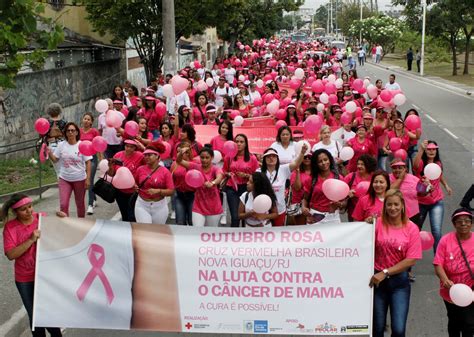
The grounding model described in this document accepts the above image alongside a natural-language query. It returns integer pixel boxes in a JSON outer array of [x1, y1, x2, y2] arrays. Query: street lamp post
[[360, 0, 363, 45], [420, 0, 426, 76]]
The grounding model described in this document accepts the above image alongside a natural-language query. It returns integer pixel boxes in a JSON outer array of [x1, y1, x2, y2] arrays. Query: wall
[[0, 58, 126, 158]]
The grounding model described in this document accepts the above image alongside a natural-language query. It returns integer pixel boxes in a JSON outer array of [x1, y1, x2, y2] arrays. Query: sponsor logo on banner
[[315, 322, 338, 334], [254, 320, 269, 333], [343, 325, 369, 333], [243, 320, 253, 332]]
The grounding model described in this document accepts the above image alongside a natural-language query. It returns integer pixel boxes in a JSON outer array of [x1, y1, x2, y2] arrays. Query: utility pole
[[162, 0, 177, 75], [329, 0, 333, 35], [420, 0, 426, 76], [327, 3, 330, 34], [360, 0, 363, 45]]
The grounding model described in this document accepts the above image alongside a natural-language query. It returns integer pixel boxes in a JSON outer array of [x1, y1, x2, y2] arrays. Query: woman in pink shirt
[[347, 124, 377, 173], [80, 112, 100, 215], [193, 93, 208, 125], [353, 170, 390, 222], [413, 140, 453, 253], [404, 109, 422, 171], [135, 117, 153, 150], [177, 146, 225, 227], [2, 194, 62, 337], [433, 208, 473, 337], [134, 143, 175, 224], [234, 93, 250, 118], [139, 96, 161, 139], [383, 117, 416, 158], [108, 139, 144, 221], [210, 121, 233, 155], [289, 152, 312, 225], [369, 189, 422, 337]]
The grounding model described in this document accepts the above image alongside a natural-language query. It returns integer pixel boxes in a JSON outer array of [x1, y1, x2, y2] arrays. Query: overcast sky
[[302, 0, 398, 12]]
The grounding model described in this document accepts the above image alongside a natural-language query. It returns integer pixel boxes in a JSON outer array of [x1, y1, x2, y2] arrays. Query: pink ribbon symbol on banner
[[76, 244, 115, 305]]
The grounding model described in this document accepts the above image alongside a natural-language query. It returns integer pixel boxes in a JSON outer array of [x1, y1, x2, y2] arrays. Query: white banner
[[33, 217, 374, 335]]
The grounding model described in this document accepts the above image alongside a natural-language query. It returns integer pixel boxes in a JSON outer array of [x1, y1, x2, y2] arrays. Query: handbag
[[93, 174, 116, 203], [286, 187, 302, 216], [129, 166, 160, 209], [416, 181, 432, 197]]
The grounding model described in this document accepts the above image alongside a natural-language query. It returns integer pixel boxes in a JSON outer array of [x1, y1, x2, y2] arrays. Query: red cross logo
[[185, 322, 192, 330]]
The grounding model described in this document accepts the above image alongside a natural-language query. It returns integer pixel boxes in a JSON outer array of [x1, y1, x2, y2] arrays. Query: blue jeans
[[175, 190, 194, 225], [407, 145, 418, 174], [418, 200, 444, 253], [225, 184, 248, 227], [373, 271, 411, 337], [377, 152, 388, 171], [88, 154, 98, 206], [15, 282, 62, 337], [151, 129, 160, 140]]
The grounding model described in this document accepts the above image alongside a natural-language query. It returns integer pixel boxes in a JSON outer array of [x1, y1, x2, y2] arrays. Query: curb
[[367, 61, 474, 97]]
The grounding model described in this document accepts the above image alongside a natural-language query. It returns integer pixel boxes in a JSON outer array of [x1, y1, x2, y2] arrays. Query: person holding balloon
[[171, 144, 195, 226], [177, 146, 225, 227], [172, 119, 202, 160], [404, 109, 422, 172], [138, 96, 161, 140], [289, 151, 313, 225], [98, 103, 125, 159], [79, 112, 101, 215], [259, 143, 307, 226], [433, 208, 473, 337], [369, 189, 422, 337], [223, 134, 260, 228], [107, 139, 144, 221], [192, 93, 209, 125], [48, 122, 92, 218], [413, 140, 453, 253], [353, 170, 391, 223], [383, 117, 417, 165], [134, 143, 174, 224], [135, 117, 153, 149], [239, 172, 279, 227], [270, 126, 297, 165], [44, 103, 67, 176], [301, 149, 346, 225], [346, 124, 377, 173], [210, 121, 234, 156]]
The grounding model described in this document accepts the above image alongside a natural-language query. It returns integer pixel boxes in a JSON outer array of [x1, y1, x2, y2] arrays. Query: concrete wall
[[0, 58, 126, 158]]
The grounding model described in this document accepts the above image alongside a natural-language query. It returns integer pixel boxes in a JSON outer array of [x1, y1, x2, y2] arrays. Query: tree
[[84, 0, 218, 84], [337, 1, 376, 38], [349, 16, 404, 57], [279, 14, 305, 32], [0, 0, 64, 88]]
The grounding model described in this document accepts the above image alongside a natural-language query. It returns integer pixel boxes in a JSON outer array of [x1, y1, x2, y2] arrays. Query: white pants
[[135, 196, 168, 224], [192, 212, 222, 227]]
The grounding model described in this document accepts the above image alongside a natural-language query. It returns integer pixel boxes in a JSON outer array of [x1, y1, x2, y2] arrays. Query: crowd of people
[[3, 38, 473, 337]]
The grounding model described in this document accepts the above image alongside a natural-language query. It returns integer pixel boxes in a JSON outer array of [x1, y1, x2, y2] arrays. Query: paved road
[[5, 62, 474, 337]]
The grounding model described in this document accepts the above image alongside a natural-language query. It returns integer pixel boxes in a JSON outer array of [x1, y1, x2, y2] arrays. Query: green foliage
[[395, 30, 450, 63], [0, 0, 64, 88], [279, 14, 305, 31], [349, 16, 404, 56], [313, 5, 328, 28], [337, 2, 377, 38]]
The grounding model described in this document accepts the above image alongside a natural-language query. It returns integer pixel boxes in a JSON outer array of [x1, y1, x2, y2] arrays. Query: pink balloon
[[394, 149, 408, 161], [223, 140, 238, 158], [281, 97, 292, 107], [354, 181, 370, 198], [253, 97, 263, 107], [325, 82, 336, 95], [420, 231, 434, 251], [161, 141, 172, 160], [230, 110, 240, 120], [322, 179, 350, 201], [341, 112, 353, 125], [270, 71, 278, 80], [78, 140, 96, 156], [92, 136, 108, 152], [367, 85, 378, 99], [39, 142, 48, 163], [112, 167, 136, 189], [267, 100, 280, 114], [405, 115, 421, 131], [105, 110, 122, 128], [311, 80, 324, 94], [98, 159, 109, 174], [196, 80, 208, 91], [94, 99, 109, 113], [380, 90, 392, 102], [352, 79, 364, 90], [304, 115, 322, 134], [275, 120, 287, 129], [389, 137, 403, 151], [264, 94, 274, 104], [34, 118, 50, 135], [185, 169, 205, 188], [171, 75, 189, 95], [124, 121, 139, 137], [275, 109, 287, 120], [328, 94, 338, 105], [354, 107, 363, 118], [287, 65, 295, 73], [358, 86, 367, 94], [156, 102, 167, 116], [289, 79, 301, 90], [306, 76, 315, 86]]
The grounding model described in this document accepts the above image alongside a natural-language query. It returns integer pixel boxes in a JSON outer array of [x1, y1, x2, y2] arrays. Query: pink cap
[[262, 149, 279, 157], [113, 100, 123, 104], [426, 143, 439, 149], [124, 139, 138, 146], [363, 113, 374, 119], [11, 197, 33, 210], [452, 211, 472, 220], [390, 160, 406, 167], [143, 149, 160, 155], [144, 95, 155, 101]]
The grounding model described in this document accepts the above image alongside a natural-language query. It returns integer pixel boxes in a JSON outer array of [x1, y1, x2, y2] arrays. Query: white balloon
[[212, 150, 222, 164], [294, 68, 305, 80], [319, 93, 329, 104], [234, 115, 244, 127], [256, 79, 264, 88], [449, 284, 473, 307], [163, 84, 174, 98], [424, 163, 442, 180], [316, 103, 325, 112], [294, 140, 311, 156], [253, 194, 272, 213], [363, 79, 371, 87], [94, 99, 109, 113], [345, 101, 357, 113], [189, 61, 195, 69], [267, 99, 280, 114], [239, 75, 245, 81], [327, 74, 336, 83], [335, 78, 344, 89], [98, 159, 109, 175], [205, 78, 214, 87], [339, 147, 355, 161], [393, 93, 407, 106]]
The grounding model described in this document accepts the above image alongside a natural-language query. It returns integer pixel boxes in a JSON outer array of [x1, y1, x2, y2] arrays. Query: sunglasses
[[304, 155, 312, 159], [66, 129, 77, 133]]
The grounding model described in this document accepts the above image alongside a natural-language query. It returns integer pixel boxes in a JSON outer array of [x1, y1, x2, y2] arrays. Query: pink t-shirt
[[374, 218, 422, 271], [113, 151, 144, 193], [347, 137, 377, 172], [389, 173, 420, 217], [210, 135, 227, 153], [387, 130, 410, 151], [413, 161, 444, 205], [433, 232, 474, 302], [352, 195, 384, 221], [80, 128, 100, 142], [193, 106, 207, 125], [303, 172, 338, 212], [189, 162, 223, 215], [223, 154, 260, 186], [3, 213, 39, 282], [135, 165, 174, 200], [290, 170, 311, 204], [139, 107, 161, 131], [344, 172, 372, 216], [171, 163, 194, 192]]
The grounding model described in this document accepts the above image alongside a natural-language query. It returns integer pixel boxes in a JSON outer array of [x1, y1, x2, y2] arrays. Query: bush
[[395, 30, 450, 63]]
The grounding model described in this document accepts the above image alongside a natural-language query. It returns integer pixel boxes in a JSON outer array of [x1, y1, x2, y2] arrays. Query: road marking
[[0, 308, 27, 336], [111, 212, 121, 221], [425, 114, 437, 123], [412, 104, 421, 110], [443, 128, 459, 139]]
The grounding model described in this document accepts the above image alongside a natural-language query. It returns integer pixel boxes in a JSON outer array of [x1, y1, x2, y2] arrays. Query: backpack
[[48, 120, 65, 139]]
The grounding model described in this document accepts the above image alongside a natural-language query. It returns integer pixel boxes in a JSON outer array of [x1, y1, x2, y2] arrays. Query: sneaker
[[170, 211, 176, 220], [87, 205, 94, 215], [220, 215, 226, 225], [93, 200, 98, 208]]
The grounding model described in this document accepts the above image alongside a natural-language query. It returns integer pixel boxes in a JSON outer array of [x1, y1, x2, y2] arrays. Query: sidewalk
[[0, 187, 121, 337], [367, 60, 474, 96]]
